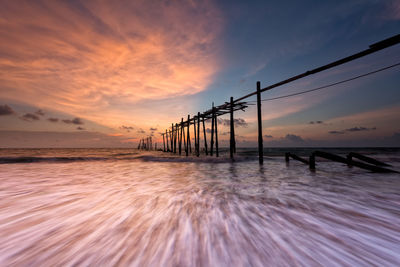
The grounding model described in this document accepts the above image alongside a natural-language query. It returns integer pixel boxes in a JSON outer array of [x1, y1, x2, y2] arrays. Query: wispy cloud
[[218, 118, 248, 127], [309, 120, 323, 124], [20, 113, 40, 121], [35, 109, 45, 116], [62, 117, 84, 125], [120, 125, 134, 132], [329, 126, 376, 135], [47, 117, 59, 123]]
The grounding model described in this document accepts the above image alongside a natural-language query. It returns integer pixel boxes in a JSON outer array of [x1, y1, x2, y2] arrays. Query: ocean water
[[0, 148, 399, 266]]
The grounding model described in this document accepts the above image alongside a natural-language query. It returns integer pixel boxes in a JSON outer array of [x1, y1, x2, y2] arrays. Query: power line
[[247, 62, 400, 103]]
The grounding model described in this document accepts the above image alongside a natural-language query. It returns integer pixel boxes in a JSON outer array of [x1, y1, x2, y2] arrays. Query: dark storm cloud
[[48, 117, 59, 122], [0, 104, 15, 115], [20, 113, 40, 121], [62, 117, 84, 125], [218, 118, 248, 127], [35, 109, 45, 116]]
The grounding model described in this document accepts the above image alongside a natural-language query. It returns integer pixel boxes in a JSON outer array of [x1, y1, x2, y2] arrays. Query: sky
[[0, 0, 399, 148]]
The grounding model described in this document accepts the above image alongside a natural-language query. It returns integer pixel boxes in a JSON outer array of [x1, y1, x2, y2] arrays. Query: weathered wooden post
[[165, 130, 169, 152], [197, 112, 200, 157], [202, 115, 208, 155], [174, 123, 178, 153], [179, 119, 183, 155], [257, 81, 263, 164], [171, 126, 173, 153], [285, 152, 290, 162], [187, 115, 191, 155], [210, 103, 214, 156], [215, 111, 219, 157], [193, 116, 197, 155], [170, 124, 174, 153], [183, 120, 187, 154], [309, 153, 316, 170], [230, 96, 236, 159], [162, 134, 165, 152]]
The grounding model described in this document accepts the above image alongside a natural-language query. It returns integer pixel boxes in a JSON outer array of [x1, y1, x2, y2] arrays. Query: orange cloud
[[0, 0, 223, 130]]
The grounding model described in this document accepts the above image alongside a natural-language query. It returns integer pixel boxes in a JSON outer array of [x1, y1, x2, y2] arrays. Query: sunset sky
[[0, 0, 399, 147]]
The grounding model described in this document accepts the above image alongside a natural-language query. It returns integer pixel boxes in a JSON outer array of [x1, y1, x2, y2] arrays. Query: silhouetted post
[[179, 119, 183, 155], [309, 153, 316, 170], [166, 130, 169, 152], [170, 124, 174, 153], [193, 116, 197, 155], [183, 120, 187, 154], [197, 112, 200, 157], [174, 123, 178, 153], [285, 152, 290, 162], [202, 115, 208, 155], [257, 81, 263, 164], [187, 115, 191, 155], [162, 134, 165, 152], [210, 103, 214, 156], [215, 111, 219, 157], [230, 96, 235, 159], [169, 130, 173, 152]]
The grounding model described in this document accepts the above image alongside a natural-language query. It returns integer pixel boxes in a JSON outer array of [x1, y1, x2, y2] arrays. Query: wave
[[0, 154, 260, 164], [0, 156, 109, 164]]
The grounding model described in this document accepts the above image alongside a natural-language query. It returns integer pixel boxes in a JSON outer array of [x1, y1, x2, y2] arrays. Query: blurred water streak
[[0, 148, 399, 266]]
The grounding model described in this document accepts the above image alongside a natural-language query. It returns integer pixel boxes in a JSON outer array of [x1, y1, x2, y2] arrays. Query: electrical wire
[[247, 62, 400, 103]]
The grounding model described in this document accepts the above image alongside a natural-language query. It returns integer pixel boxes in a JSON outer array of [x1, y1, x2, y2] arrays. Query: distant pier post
[[179, 119, 183, 155], [309, 153, 316, 170], [210, 103, 214, 156], [230, 96, 236, 159], [257, 81, 263, 164], [166, 130, 169, 152], [169, 130, 173, 153], [170, 124, 174, 153], [193, 116, 197, 155], [187, 115, 191, 156], [197, 112, 200, 157], [202, 115, 208, 155], [174, 123, 178, 153], [215, 110, 219, 157], [183, 119, 187, 154], [162, 134, 165, 152]]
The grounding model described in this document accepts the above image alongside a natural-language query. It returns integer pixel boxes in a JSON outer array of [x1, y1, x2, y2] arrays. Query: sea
[[0, 147, 399, 266]]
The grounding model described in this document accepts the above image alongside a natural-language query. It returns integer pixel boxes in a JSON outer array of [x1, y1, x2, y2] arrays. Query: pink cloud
[[0, 0, 223, 129]]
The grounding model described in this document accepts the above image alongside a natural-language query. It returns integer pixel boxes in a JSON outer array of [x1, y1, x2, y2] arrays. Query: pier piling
[[257, 81, 263, 164]]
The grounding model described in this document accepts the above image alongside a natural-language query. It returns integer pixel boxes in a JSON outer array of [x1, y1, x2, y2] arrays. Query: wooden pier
[[138, 35, 400, 173]]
